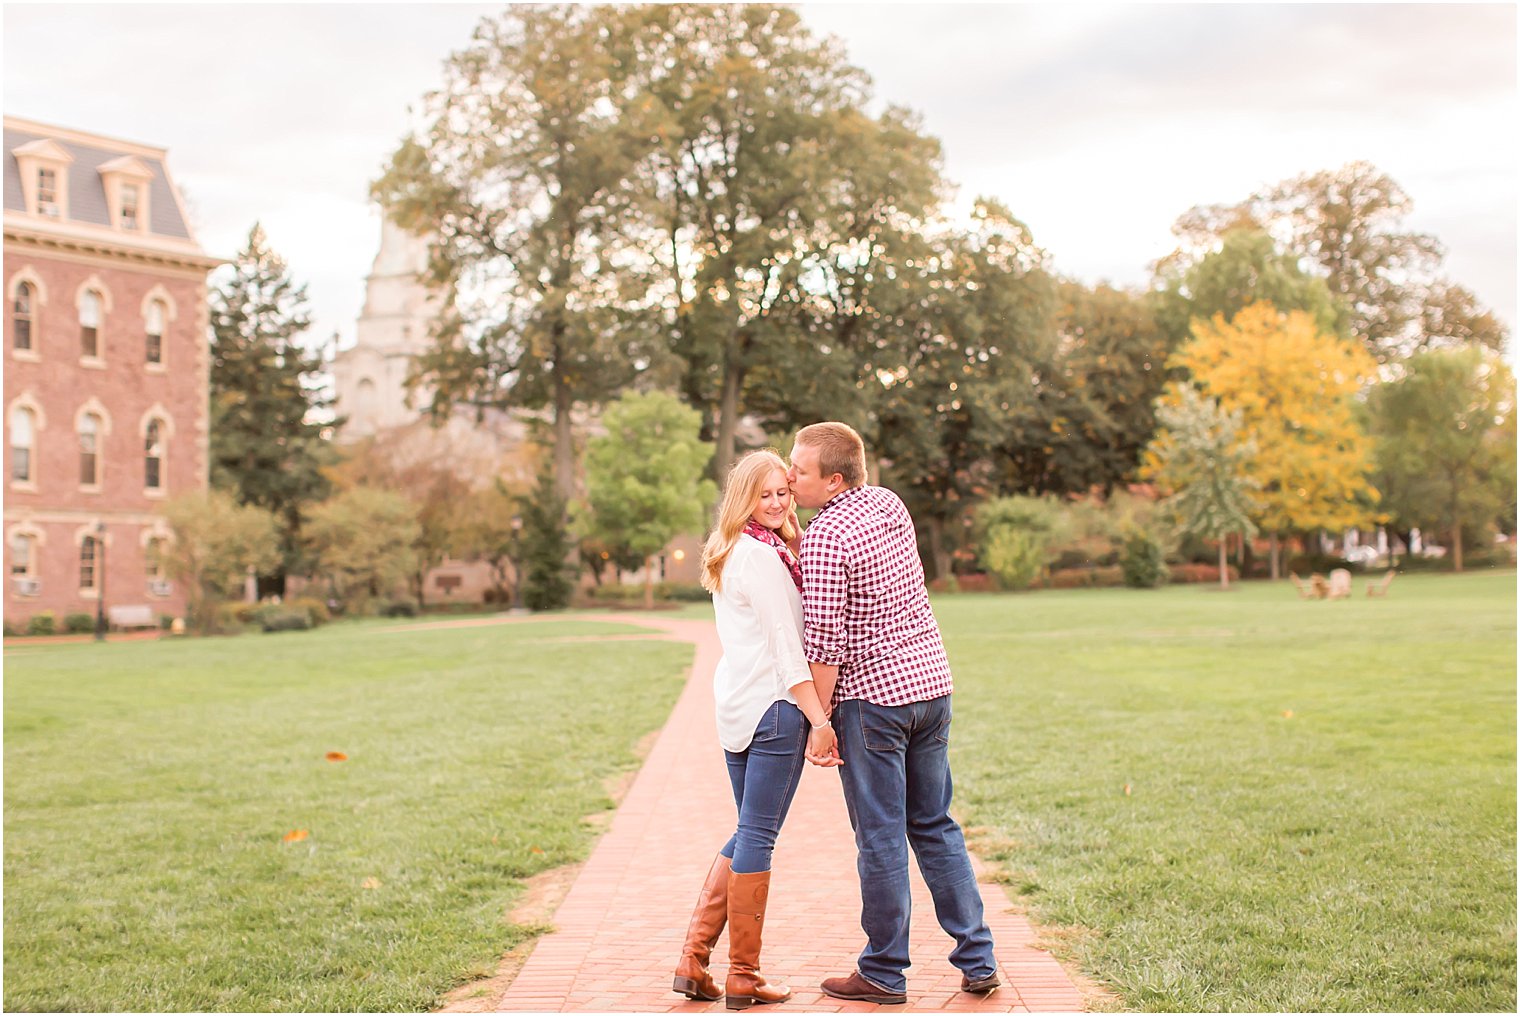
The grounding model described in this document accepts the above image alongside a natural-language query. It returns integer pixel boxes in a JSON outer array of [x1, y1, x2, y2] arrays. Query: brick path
[[497, 614, 1087, 1013]]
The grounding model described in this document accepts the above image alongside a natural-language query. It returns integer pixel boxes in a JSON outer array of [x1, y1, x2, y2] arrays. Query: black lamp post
[[93, 521, 107, 642]]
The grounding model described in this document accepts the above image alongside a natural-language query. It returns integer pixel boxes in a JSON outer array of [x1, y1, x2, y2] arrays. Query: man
[[788, 421, 1000, 1005]]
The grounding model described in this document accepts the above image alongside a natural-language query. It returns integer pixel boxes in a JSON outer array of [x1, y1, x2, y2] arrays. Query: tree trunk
[[1269, 532, 1281, 580], [1451, 524, 1465, 572], [1219, 539, 1229, 590], [926, 515, 950, 584], [643, 559, 655, 610], [553, 373, 575, 505], [714, 363, 742, 479]]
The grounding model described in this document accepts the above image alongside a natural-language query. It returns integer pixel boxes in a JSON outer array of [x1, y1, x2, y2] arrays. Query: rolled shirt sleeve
[[801, 527, 850, 665]]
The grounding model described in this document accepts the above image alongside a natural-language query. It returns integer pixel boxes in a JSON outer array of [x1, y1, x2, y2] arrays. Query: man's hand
[[806, 724, 843, 767]]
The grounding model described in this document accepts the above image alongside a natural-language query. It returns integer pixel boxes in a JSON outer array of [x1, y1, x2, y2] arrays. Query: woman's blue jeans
[[833, 694, 996, 994], [720, 700, 808, 874]]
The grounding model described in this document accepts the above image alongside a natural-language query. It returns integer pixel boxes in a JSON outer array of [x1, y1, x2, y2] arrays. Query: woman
[[672, 450, 832, 1010]]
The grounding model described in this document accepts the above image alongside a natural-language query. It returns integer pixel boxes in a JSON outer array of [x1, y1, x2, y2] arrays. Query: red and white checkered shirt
[[800, 485, 955, 707]]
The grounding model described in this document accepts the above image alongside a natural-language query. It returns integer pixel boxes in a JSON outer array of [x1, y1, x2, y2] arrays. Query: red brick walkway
[[498, 614, 1087, 1013]]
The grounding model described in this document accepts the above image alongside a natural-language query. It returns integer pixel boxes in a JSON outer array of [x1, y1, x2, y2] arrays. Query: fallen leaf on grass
[[282, 829, 309, 843], [1281, 710, 1295, 719], [530, 846, 545, 855], [325, 751, 348, 762], [1123, 784, 1132, 796], [361, 877, 382, 890]]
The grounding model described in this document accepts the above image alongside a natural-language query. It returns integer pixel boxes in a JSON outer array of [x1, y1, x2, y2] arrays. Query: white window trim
[[139, 405, 173, 497], [75, 398, 111, 493], [8, 392, 45, 493], [8, 524, 44, 583], [14, 138, 74, 220], [98, 155, 154, 235], [140, 286, 177, 373], [73, 522, 111, 598], [9, 268, 46, 362]]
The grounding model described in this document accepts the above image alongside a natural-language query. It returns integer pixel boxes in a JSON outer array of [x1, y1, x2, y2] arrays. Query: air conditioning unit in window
[[148, 580, 173, 596], [13, 577, 41, 595]]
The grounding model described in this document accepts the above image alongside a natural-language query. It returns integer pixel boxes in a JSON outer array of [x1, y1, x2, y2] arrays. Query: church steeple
[[331, 213, 444, 439]]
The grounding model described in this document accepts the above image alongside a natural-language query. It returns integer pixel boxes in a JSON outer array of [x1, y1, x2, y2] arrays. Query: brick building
[[4, 115, 220, 628]]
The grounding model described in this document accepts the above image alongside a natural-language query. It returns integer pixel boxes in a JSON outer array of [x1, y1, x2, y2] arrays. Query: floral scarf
[[743, 519, 803, 593]]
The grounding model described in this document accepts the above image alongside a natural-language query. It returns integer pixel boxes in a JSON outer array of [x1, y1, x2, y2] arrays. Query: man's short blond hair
[[795, 422, 867, 488]]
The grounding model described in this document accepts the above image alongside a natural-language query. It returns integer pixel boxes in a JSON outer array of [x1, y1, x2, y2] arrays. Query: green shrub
[[982, 528, 1046, 591], [380, 601, 418, 618], [63, 612, 96, 634], [159, 614, 175, 631], [259, 610, 312, 633], [1121, 530, 1170, 589], [285, 597, 330, 625], [4, 619, 23, 637], [27, 612, 56, 636], [656, 582, 708, 602]]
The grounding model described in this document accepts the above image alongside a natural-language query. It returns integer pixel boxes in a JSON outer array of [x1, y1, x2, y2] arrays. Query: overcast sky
[[5, 2, 1515, 354]]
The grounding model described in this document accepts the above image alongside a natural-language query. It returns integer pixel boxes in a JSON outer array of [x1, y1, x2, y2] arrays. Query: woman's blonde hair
[[700, 449, 795, 594]]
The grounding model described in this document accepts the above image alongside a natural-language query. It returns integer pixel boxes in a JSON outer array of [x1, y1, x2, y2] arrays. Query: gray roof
[[3, 127, 191, 239]]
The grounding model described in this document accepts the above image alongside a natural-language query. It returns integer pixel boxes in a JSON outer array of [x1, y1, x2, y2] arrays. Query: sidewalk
[[496, 614, 1088, 1013]]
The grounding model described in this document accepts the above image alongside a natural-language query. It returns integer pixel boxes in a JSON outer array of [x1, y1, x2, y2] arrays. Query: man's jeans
[[834, 694, 996, 993], [721, 700, 809, 873]]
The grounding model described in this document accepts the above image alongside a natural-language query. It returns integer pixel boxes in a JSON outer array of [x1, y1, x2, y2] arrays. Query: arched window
[[13, 282, 32, 352], [145, 536, 166, 582], [11, 533, 34, 577], [80, 535, 98, 590], [80, 289, 102, 358], [79, 412, 101, 486], [145, 300, 164, 365], [11, 405, 35, 483], [144, 419, 163, 490]]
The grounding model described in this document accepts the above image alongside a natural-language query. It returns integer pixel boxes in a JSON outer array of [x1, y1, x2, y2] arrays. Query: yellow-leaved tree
[[1155, 300, 1381, 578]]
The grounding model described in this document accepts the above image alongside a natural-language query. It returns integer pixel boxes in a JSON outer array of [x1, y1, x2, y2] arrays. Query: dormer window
[[13, 138, 74, 220], [98, 155, 153, 234]]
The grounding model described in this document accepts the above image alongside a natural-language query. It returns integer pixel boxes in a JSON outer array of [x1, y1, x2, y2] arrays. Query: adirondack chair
[[1326, 569, 1352, 599], [1366, 570, 1396, 597], [1288, 572, 1317, 599]]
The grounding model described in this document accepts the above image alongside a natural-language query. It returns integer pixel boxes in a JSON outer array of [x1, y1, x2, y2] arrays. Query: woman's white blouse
[[711, 533, 811, 753]]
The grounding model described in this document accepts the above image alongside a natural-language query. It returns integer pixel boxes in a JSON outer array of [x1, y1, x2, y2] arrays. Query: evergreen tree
[[209, 224, 337, 592], [519, 468, 575, 611]]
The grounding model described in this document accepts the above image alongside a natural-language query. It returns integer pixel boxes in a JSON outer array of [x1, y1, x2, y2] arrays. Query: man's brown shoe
[[960, 970, 1001, 994], [819, 971, 906, 1005]]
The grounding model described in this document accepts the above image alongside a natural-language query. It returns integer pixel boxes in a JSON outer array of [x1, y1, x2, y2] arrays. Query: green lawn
[[3, 617, 689, 1012], [942, 572, 1516, 1012], [6, 577, 1514, 1012]]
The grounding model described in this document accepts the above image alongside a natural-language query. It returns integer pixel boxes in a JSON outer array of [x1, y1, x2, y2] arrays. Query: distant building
[[3, 115, 220, 627], [329, 215, 702, 602]]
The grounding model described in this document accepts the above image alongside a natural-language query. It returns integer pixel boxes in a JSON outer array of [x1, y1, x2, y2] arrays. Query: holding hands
[[806, 722, 843, 767]]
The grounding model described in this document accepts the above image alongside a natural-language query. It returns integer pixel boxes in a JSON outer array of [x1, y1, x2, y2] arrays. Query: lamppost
[[510, 514, 525, 612], [93, 521, 107, 642]]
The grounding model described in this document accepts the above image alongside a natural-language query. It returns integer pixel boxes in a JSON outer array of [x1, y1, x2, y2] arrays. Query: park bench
[[107, 604, 158, 631], [1366, 570, 1396, 598]]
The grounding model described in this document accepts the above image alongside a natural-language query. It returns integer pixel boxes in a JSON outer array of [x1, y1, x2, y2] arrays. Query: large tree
[[1368, 346, 1516, 571], [1015, 280, 1171, 497], [373, 4, 661, 501], [875, 201, 1059, 580], [1161, 301, 1381, 577], [161, 489, 281, 633], [1169, 162, 1508, 361], [209, 224, 335, 593], [630, 3, 947, 474]]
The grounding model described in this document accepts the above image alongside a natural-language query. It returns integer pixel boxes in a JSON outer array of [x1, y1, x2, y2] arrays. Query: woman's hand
[[806, 724, 842, 767]]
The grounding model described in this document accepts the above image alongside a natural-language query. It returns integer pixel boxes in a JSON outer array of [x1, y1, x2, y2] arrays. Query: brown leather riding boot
[[672, 854, 732, 1001], [724, 869, 792, 1010]]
